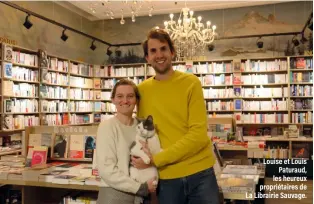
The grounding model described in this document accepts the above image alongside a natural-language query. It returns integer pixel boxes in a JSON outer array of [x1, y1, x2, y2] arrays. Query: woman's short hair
[[111, 78, 140, 101]]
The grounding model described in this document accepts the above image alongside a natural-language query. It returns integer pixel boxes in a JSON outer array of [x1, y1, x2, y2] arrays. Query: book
[[4, 99, 12, 113], [84, 136, 96, 158], [4, 62, 12, 78], [69, 135, 84, 159], [53, 134, 69, 158], [31, 146, 48, 167], [3, 44, 13, 61]]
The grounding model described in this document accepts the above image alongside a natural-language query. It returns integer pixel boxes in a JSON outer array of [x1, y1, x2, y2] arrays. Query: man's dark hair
[[142, 28, 176, 57]]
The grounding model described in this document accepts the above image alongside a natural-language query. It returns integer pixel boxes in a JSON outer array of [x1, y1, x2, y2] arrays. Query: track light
[[256, 37, 263, 48], [308, 19, 313, 31], [61, 29, 68, 41], [292, 35, 299, 47], [107, 46, 113, 56], [208, 44, 215, 51], [90, 40, 96, 51], [23, 14, 33, 29], [115, 47, 122, 57]]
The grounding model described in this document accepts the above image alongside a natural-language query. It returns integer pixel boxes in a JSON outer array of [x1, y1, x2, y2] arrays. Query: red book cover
[[31, 146, 48, 167]]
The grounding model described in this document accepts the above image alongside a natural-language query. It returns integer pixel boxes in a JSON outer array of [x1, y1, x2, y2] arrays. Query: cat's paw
[[152, 180, 158, 186], [143, 158, 150, 164]]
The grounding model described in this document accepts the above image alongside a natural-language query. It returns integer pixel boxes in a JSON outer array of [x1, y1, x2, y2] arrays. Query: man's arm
[[152, 79, 210, 168]]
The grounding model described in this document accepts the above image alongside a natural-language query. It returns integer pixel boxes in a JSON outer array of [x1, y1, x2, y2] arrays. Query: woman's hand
[[147, 177, 158, 193]]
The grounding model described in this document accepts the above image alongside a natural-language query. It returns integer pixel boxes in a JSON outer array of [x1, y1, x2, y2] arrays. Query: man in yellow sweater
[[133, 28, 220, 204]]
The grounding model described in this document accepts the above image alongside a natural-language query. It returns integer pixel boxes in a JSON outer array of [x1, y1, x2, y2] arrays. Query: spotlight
[[256, 37, 263, 49], [208, 44, 215, 51], [115, 47, 122, 57], [292, 36, 299, 47], [61, 29, 68, 42], [90, 40, 96, 51], [300, 33, 308, 44], [23, 14, 33, 29], [107, 46, 113, 56], [308, 19, 313, 31]]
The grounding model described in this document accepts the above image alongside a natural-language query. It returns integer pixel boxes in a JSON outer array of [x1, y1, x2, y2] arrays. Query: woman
[[96, 79, 156, 204]]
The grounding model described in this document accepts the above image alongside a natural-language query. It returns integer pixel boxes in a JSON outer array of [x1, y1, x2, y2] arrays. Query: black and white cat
[[130, 115, 161, 203]]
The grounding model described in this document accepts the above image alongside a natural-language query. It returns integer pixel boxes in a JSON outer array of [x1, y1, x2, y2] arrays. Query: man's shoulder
[[176, 71, 200, 83], [138, 77, 153, 89]]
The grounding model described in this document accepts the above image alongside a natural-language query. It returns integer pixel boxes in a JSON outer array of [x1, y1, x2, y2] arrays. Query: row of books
[[203, 88, 234, 98], [41, 100, 68, 112], [236, 113, 289, 124], [175, 62, 233, 74], [291, 99, 313, 110], [3, 81, 38, 97], [40, 85, 67, 99], [290, 57, 313, 69], [94, 91, 111, 100], [4, 99, 39, 113], [41, 70, 68, 85], [242, 100, 287, 111], [70, 89, 94, 100], [70, 76, 93, 88], [94, 113, 114, 123], [69, 101, 93, 112], [69, 114, 94, 124], [2, 114, 40, 130], [4, 63, 39, 81], [241, 74, 287, 84], [47, 57, 69, 71], [290, 85, 313, 97], [70, 63, 93, 77], [199, 75, 233, 86], [207, 101, 234, 111], [290, 72, 313, 83], [109, 66, 146, 77], [11, 50, 38, 67], [241, 87, 288, 97], [241, 59, 288, 72], [247, 148, 289, 159], [42, 114, 69, 126], [291, 112, 313, 124]]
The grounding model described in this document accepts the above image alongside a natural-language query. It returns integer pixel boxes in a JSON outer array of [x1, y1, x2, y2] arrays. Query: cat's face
[[137, 115, 155, 139]]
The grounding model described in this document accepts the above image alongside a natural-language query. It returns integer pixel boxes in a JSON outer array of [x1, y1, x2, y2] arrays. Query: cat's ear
[[147, 115, 153, 122], [135, 117, 145, 124]]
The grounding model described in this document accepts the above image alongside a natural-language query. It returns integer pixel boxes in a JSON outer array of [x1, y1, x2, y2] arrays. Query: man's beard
[[153, 63, 171, 75]]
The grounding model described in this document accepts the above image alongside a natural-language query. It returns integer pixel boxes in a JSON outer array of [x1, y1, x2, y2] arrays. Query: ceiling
[[57, 1, 288, 21]]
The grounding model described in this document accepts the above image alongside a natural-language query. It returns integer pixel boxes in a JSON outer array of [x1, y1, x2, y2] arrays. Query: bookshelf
[[0, 42, 312, 157]]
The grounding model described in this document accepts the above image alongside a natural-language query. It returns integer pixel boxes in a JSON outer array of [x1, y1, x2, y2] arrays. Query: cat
[[130, 115, 161, 204]]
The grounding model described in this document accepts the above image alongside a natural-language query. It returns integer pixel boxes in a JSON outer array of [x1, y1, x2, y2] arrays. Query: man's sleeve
[[152, 79, 210, 168], [96, 121, 142, 194]]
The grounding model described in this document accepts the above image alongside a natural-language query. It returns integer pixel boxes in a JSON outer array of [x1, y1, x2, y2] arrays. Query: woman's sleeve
[[96, 121, 146, 195]]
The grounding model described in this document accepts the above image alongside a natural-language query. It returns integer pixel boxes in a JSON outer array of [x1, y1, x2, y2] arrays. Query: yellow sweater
[[137, 70, 215, 179]]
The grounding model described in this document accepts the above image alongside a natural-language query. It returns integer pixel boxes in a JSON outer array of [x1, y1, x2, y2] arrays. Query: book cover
[[296, 58, 306, 69], [234, 99, 242, 110], [4, 99, 12, 113], [84, 136, 96, 158], [31, 146, 48, 167], [2, 114, 13, 130], [4, 44, 13, 61], [4, 62, 12, 78], [53, 134, 69, 158], [69, 135, 84, 159]]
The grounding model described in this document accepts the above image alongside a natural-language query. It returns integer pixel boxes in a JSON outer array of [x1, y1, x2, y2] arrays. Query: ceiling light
[[292, 35, 299, 47], [61, 29, 68, 42], [23, 14, 33, 29], [107, 46, 112, 56], [208, 44, 215, 51], [90, 40, 96, 51], [164, 7, 217, 60], [256, 37, 263, 49], [115, 47, 122, 57]]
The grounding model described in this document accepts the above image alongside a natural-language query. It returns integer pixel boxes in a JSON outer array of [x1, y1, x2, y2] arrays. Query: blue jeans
[[157, 167, 220, 204]]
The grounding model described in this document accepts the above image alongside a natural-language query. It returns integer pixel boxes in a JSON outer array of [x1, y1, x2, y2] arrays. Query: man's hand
[[139, 140, 154, 165], [131, 156, 152, 169]]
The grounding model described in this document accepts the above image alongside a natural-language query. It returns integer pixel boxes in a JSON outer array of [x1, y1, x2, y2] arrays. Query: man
[[132, 28, 220, 204]]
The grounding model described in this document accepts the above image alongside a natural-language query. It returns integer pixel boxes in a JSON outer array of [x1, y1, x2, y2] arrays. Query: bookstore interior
[[0, 1, 313, 204]]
